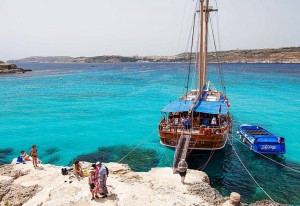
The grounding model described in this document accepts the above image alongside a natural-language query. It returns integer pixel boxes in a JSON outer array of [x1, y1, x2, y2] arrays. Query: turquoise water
[[0, 63, 299, 204]]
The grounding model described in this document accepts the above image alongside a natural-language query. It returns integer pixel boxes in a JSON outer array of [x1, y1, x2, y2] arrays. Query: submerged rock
[[72, 145, 159, 171]]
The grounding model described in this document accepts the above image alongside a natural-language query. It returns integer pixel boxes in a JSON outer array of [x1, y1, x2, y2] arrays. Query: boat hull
[[159, 131, 228, 150]]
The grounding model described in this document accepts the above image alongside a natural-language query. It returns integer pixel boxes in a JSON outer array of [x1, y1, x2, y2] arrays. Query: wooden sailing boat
[[158, 0, 232, 151]]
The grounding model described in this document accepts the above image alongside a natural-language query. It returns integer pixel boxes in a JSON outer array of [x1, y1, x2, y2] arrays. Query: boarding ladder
[[173, 132, 191, 174]]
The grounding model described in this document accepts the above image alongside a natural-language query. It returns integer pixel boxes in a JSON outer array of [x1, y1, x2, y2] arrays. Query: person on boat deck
[[20, 150, 30, 161], [184, 116, 191, 130], [168, 112, 174, 123], [178, 159, 188, 184], [73, 160, 84, 180], [204, 126, 211, 135], [29, 145, 38, 168], [211, 117, 217, 126], [174, 117, 179, 125], [181, 117, 186, 127], [222, 120, 227, 127]]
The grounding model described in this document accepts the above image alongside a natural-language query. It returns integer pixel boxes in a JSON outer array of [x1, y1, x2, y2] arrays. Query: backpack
[[106, 166, 109, 177], [17, 156, 23, 163], [61, 168, 68, 175]]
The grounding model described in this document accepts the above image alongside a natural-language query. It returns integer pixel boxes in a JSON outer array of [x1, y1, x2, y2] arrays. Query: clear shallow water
[[0, 62, 299, 204]]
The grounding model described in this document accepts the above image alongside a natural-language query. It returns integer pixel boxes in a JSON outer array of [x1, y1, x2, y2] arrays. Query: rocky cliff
[[0, 162, 283, 206], [0, 61, 31, 74]]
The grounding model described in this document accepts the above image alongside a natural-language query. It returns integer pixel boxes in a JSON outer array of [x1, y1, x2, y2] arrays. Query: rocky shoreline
[[0, 162, 283, 206], [0, 61, 31, 74]]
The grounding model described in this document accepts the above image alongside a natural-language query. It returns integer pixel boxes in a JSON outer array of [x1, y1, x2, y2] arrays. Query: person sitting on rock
[[72, 160, 84, 180], [20, 150, 30, 161]]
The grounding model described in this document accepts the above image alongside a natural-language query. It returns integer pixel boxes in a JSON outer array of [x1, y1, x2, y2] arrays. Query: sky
[[0, 0, 299, 60]]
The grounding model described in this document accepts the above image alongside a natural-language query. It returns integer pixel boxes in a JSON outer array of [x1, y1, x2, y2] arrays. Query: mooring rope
[[163, 145, 173, 167], [231, 134, 300, 174], [118, 129, 157, 163], [227, 136, 275, 202]]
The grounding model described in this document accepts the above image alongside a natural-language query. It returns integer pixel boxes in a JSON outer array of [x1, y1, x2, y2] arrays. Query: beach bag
[[61, 168, 68, 175], [83, 169, 89, 177]]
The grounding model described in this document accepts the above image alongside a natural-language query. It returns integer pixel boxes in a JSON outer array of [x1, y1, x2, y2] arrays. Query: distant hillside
[[8, 47, 300, 64]]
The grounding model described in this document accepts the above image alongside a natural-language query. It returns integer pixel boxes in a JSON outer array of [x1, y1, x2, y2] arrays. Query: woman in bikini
[[29, 145, 38, 168], [73, 160, 84, 180]]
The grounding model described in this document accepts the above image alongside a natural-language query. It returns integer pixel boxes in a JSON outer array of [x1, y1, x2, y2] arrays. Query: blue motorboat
[[237, 124, 286, 154]]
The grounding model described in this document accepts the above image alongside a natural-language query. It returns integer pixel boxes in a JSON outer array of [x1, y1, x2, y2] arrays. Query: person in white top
[[177, 159, 188, 184], [211, 117, 217, 125], [97, 162, 108, 198]]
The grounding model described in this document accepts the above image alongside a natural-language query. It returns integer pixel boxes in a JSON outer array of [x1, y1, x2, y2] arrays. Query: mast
[[200, 0, 217, 91], [198, 0, 204, 98], [203, 0, 210, 86]]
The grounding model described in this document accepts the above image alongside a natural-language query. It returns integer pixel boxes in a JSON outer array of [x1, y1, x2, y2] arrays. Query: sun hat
[[96, 161, 101, 165]]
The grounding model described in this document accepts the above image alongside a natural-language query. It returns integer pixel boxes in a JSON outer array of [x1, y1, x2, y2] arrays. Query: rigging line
[[209, 18, 225, 94], [227, 136, 275, 202], [181, 14, 197, 97], [215, 0, 222, 53], [118, 129, 157, 163], [201, 138, 220, 169], [231, 134, 300, 174], [163, 145, 173, 167], [180, 1, 199, 97], [199, 135, 221, 170], [185, 12, 197, 100], [176, 0, 189, 54], [214, 4, 226, 95]]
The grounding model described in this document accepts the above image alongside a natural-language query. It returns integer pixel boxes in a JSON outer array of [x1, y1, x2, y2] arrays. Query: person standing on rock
[[88, 167, 99, 200], [29, 145, 38, 168], [97, 162, 108, 198], [178, 159, 188, 184]]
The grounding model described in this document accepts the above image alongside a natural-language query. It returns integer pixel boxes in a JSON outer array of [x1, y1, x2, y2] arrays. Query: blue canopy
[[161, 100, 193, 112], [194, 100, 228, 114], [161, 99, 228, 114]]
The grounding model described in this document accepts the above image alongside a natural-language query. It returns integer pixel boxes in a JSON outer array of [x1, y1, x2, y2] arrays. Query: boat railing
[[159, 122, 228, 135]]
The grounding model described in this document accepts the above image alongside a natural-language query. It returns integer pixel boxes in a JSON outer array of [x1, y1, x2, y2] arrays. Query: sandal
[[91, 197, 95, 200]]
